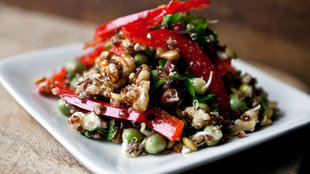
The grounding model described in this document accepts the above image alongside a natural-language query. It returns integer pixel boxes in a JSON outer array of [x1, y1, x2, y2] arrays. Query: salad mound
[[35, 0, 279, 157]]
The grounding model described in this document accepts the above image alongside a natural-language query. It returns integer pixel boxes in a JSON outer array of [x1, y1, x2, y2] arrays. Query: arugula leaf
[[107, 119, 118, 141]]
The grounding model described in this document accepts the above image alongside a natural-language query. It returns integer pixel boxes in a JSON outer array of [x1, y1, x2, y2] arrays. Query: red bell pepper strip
[[122, 0, 210, 39], [94, 0, 210, 42], [214, 58, 236, 77], [145, 109, 184, 141], [109, 44, 126, 55], [77, 42, 106, 67], [54, 82, 184, 140], [124, 29, 231, 120], [95, 7, 164, 40], [78, 41, 125, 68], [35, 67, 67, 95], [55, 83, 147, 122]]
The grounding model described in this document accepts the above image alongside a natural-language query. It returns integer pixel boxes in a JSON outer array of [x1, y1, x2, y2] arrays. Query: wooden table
[[0, 3, 309, 174]]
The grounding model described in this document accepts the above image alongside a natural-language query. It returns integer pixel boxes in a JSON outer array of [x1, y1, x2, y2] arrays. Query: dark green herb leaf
[[80, 128, 106, 139], [197, 93, 216, 103], [150, 25, 161, 30], [169, 74, 182, 80], [163, 12, 183, 27], [260, 95, 268, 109], [150, 78, 166, 94], [104, 44, 112, 50], [158, 59, 167, 71], [183, 77, 195, 97], [107, 119, 117, 141], [182, 119, 193, 130]]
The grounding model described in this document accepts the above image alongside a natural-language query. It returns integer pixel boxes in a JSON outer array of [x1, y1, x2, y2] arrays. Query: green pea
[[70, 76, 82, 89], [150, 69, 160, 83], [203, 125, 223, 146], [239, 84, 253, 97], [192, 77, 207, 95], [57, 99, 71, 116], [225, 47, 238, 59], [229, 94, 247, 112], [186, 22, 195, 32], [145, 134, 166, 154], [134, 53, 148, 66], [122, 128, 144, 143], [263, 108, 274, 119], [66, 60, 86, 74]]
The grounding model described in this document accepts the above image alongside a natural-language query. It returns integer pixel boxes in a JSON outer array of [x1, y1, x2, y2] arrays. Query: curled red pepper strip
[[54, 83, 184, 140], [35, 67, 67, 95], [77, 42, 107, 67], [123, 29, 231, 120], [94, 0, 210, 43], [95, 7, 164, 40], [122, 0, 211, 39], [214, 58, 236, 77], [55, 82, 147, 122], [77, 42, 125, 68]]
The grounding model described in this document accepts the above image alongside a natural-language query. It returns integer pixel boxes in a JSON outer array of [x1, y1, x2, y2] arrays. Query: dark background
[[1, 0, 309, 88]]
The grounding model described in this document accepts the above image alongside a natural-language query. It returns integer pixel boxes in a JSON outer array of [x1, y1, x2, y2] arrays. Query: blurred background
[[1, 0, 309, 89]]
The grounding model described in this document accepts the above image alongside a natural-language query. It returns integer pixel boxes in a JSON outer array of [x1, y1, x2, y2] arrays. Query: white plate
[[0, 43, 310, 174]]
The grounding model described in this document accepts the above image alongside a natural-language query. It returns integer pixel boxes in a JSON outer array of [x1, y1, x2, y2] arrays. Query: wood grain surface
[[0, 2, 309, 174]]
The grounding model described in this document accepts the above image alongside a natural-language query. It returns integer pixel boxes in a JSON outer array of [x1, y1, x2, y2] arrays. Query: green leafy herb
[[107, 119, 118, 141], [260, 95, 268, 109], [150, 25, 161, 30], [98, 114, 105, 121], [169, 74, 182, 80], [162, 12, 183, 27], [182, 119, 193, 130], [68, 72, 76, 81], [197, 93, 216, 103], [80, 128, 106, 139], [150, 78, 166, 94], [104, 44, 112, 50], [183, 77, 195, 97], [100, 106, 106, 111], [158, 59, 167, 71], [145, 47, 155, 58]]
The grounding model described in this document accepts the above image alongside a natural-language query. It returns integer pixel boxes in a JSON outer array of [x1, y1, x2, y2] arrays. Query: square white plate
[[1, 43, 310, 174]]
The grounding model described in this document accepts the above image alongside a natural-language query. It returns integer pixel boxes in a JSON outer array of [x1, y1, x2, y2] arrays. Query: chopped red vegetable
[[94, 0, 210, 43], [77, 42, 106, 67], [145, 109, 184, 141], [55, 82, 147, 122], [55, 82, 184, 140], [123, 29, 231, 120], [35, 67, 67, 95]]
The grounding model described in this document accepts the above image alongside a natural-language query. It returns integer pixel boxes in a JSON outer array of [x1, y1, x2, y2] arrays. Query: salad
[[34, 0, 279, 157]]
